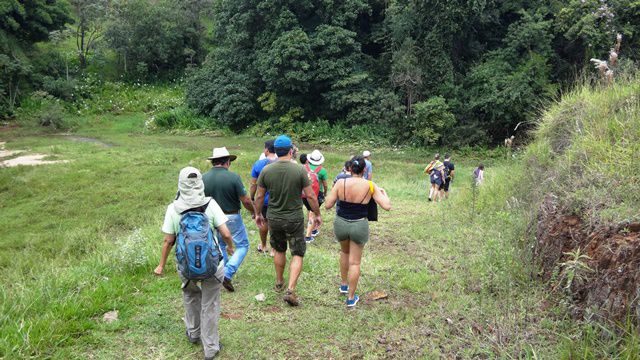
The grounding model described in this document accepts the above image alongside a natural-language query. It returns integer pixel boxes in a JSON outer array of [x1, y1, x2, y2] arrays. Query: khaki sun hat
[[207, 147, 237, 161], [173, 166, 211, 214]]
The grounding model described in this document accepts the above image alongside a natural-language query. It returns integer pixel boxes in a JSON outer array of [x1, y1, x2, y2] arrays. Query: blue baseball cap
[[274, 135, 292, 149]]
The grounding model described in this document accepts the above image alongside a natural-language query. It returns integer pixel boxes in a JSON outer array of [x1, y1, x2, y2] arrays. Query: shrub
[[409, 96, 456, 146], [15, 91, 72, 130], [153, 106, 218, 130]]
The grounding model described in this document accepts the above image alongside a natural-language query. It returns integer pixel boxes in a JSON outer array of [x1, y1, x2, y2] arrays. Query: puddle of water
[[0, 154, 70, 167]]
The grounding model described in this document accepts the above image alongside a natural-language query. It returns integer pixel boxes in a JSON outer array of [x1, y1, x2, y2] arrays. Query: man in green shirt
[[254, 135, 322, 306], [203, 147, 257, 292]]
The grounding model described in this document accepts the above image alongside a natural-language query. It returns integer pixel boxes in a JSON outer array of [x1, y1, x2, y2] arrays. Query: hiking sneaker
[[339, 285, 349, 294], [222, 277, 235, 292], [346, 295, 360, 308], [311, 229, 320, 237], [283, 289, 299, 306], [304, 236, 315, 243], [186, 330, 200, 344], [274, 282, 285, 292]]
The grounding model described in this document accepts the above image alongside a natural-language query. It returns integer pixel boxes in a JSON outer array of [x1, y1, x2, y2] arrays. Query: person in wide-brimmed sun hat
[[203, 147, 258, 293], [302, 149, 329, 243], [155, 166, 235, 360]]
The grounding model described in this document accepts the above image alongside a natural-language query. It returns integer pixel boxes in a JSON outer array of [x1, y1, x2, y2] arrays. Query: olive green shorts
[[269, 218, 306, 257], [333, 216, 369, 245]]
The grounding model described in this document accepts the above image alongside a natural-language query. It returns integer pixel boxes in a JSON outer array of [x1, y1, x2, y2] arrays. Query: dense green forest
[[2, 0, 639, 145]]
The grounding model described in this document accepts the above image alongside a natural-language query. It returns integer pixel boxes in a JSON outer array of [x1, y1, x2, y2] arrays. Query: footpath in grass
[[1, 115, 582, 359]]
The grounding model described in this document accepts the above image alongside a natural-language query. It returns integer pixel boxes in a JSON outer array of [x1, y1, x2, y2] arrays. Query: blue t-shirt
[[363, 159, 373, 180], [251, 158, 274, 205]]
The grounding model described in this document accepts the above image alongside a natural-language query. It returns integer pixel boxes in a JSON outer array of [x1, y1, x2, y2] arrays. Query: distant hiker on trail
[[473, 163, 485, 186], [203, 147, 257, 292], [424, 154, 445, 202], [250, 140, 277, 256], [154, 167, 235, 360], [333, 159, 353, 185], [362, 150, 373, 180], [303, 149, 328, 243], [253, 135, 322, 306], [442, 153, 455, 199], [325, 156, 391, 308]]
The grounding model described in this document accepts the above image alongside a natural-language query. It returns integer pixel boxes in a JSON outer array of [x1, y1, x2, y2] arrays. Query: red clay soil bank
[[535, 195, 640, 321]]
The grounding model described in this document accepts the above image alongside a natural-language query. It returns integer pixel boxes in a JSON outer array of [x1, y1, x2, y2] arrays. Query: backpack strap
[[313, 165, 322, 174], [359, 180, 374, 204]]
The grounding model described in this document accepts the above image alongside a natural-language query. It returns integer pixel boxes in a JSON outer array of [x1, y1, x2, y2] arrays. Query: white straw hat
[[363, 150, 371, 157], [308, 149, 325, 165], [207, 146, 237, 161]]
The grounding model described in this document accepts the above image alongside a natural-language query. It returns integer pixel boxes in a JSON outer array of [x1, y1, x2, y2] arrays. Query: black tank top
[[336, 179, 370, 220]]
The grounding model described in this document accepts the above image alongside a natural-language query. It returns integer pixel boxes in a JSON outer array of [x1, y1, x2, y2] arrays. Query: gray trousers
[[179, 264, 224, 357]]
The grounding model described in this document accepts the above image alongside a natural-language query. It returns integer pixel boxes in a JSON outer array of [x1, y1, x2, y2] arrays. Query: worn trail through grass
[[0, 116, 574, 359]]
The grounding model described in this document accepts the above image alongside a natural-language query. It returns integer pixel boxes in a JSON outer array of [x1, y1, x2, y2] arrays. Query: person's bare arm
[[254, 186, 266, 227], [372, 183, 391, 211], [249, 178, 258, 200], [154, 234, 176, 275], [302, 185, 322, 227], [324, 179, 341, 210], [321, 179, 328, 194], [240, 194, 256, 216], [450, 169, 455, 181], [216, 223, 235, 256]]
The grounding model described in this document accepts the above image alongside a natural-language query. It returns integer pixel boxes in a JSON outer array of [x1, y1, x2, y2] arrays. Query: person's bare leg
[[288, 255, 303, 291], [339, 240, 350, 286], [305, 211, 315, 237], [274, 250, 286, 285], [348, 241, 364, 300], [259, 222, 268, 250]]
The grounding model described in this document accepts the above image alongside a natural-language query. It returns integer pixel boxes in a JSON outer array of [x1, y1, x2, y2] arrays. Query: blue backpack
[[175, 202, 222, 281]]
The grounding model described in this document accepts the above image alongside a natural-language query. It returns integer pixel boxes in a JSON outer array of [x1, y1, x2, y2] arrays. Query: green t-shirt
[[309, 164, 328, 192], [202, 167, 247, 213], [257, 160, 311, 221]]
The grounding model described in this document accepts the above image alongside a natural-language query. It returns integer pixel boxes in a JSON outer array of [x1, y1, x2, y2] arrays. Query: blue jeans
[[217, 214, 249, 280]]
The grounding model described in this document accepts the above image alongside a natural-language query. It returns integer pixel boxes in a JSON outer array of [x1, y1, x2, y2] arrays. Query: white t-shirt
[[161, 200, 228, 240]]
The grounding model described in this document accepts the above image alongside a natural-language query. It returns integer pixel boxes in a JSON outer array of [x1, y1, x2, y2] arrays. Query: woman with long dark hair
[[324, 156, 391, 307]]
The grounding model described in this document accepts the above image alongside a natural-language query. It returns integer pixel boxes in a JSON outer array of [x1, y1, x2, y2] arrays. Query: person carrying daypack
[[303, 149, 328, 243], [154, 167, 235, 360], [424, 153, 444, 202]]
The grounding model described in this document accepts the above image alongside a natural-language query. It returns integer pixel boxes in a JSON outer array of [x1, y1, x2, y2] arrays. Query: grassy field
[[0, 114, 634, 359]]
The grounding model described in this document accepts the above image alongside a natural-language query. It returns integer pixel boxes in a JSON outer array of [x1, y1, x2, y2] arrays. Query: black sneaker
[[186, 330, 200, 344], [222, 277, 235, 292]]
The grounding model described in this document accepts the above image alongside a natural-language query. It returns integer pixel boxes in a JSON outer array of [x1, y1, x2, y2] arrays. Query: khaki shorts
[[269, 218, 306, 257]]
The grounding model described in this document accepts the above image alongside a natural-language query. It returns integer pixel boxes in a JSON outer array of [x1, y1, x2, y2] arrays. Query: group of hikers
[[423, 153, 486, 202], [152, 134, 390, 359]]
